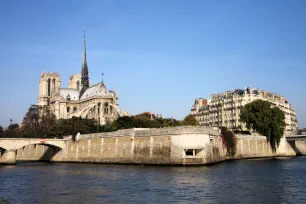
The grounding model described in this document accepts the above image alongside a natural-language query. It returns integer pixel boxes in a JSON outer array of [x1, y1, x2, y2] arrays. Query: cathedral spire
[[81, 30, 89, 95], [83, 30, 87, 66]]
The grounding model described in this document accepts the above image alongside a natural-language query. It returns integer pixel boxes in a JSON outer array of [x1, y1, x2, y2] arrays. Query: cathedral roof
[[79, 82, 114, 100], [60, 88, 80, 101]]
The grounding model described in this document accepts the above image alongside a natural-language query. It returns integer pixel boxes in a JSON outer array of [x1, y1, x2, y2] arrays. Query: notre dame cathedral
[[37, 33, 129, 125]]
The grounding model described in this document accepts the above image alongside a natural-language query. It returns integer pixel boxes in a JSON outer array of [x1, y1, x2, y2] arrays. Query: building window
[[98, 103, 101, 114], [52, 78, 56, 92], [67, 107, 70, 113], [110, 106, 113, 115], [104, 103, 109, 114], [184, 149, 203, 157], [185, 149, 194, 156], [47, 78, 51, 96], [76, 80, 80, 90], [73, 107, 77, 112]]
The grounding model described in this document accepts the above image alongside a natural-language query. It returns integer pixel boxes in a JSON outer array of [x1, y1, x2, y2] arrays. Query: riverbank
[[7, 126, 302, 165]]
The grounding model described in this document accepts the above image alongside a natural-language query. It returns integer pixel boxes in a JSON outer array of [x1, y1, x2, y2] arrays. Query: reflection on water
[[1, 157, 306, 203]]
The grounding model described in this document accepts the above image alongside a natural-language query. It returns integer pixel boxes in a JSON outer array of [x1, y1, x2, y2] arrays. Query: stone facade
[[37, 34, 128, 125], [191, 87, 298, 136], [1, 127, 301, 165]]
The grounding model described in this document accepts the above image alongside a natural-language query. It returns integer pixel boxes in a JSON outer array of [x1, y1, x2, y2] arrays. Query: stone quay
[[1, 126, 304, 165]]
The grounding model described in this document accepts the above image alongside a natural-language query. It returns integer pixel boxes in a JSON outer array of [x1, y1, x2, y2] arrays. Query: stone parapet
[[78, 126, 221, 140]]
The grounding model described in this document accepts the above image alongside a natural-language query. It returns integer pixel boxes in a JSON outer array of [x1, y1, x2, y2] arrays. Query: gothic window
[[98, 103, 101, 114], [67, 107, 70, 113], [52, 78, 56, 93], [47, 78, 51, 96], [76, 80, 80, 90], [104, 103, 109, 114]]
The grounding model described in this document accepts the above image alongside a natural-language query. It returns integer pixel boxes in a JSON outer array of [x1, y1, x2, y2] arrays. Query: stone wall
[[288, 140, 306, 156], [14, 127, 297, 165], [235, 136, 296, 159], [0, 149, 16, 164]]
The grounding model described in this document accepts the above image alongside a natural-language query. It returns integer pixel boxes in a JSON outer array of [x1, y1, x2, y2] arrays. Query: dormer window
[[67, 94, 71, 101]]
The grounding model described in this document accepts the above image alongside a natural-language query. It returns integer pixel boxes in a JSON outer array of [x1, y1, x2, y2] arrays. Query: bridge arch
[[0, 139, 67, 151], [16, 141, 65, 151], [0, 147, 6, 157], [0, 139, 68, 164], [17, 142, 63, 154]]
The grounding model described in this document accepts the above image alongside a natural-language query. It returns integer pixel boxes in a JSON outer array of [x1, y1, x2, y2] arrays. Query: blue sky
[[0, 0, 305, 128]]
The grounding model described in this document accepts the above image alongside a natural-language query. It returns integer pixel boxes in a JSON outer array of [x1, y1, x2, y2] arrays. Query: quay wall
[[290, 140, 306, 156], [11, 126, 298, 165]]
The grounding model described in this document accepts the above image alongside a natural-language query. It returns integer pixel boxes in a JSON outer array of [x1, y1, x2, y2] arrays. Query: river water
[[1, 157, 306, 203]]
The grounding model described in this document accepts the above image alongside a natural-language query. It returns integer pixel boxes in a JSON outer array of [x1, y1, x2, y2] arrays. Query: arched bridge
[[0, 138, 68, 165]]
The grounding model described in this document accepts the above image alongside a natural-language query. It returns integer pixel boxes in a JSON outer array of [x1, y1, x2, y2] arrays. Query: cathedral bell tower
[[38, 72, 61, 106], [80, 31, 90, 97]]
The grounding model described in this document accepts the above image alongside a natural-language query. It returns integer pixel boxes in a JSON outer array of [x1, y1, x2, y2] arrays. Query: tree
[[40, 105, 57, 137], [182, 114, 199, 126], [3, 123, 21, 138], [159, 118, 182, 127], [0, 125, 3, 138], [135, 112, 153, 120], [22, 105, 57, 138], [8, 123, 19, 131], [240, 99, 285, 152], [17, 107, 186, 138], [52, 117, 102, 137], [22, 105, 40, 137]]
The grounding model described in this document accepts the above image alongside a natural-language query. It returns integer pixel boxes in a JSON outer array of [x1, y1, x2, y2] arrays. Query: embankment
[[12, 127, 299, 165]]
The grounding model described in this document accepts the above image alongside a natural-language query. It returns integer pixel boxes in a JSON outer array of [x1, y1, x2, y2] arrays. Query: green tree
[[8, 123, 19, 131], [102, 115, 182, 132], [182, 114, 199, 126], [22, 105, 57, 138], [3, 123, 21, 138], [240, 99, 285, 152], [22, 105, 40, 137], [51, 117, 103, 138], [0, 125, 3, 138], [134, 112, 153, 120], [17, 108, 186, 138]]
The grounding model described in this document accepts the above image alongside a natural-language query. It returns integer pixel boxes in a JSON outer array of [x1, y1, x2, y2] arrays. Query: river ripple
[[1, 157, 306, 203]]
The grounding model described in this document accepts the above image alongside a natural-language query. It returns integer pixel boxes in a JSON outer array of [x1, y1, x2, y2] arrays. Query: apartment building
[[191, 88, 297, 136]]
